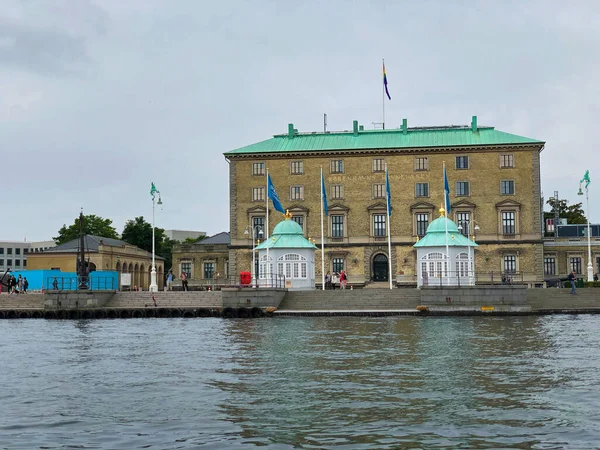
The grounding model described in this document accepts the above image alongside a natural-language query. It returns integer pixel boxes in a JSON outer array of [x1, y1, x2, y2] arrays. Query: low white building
[[414, 209, 478, 287], [255, 214, 317, 290], [164, 229, 206, 242], [0, 240, 56, 273]]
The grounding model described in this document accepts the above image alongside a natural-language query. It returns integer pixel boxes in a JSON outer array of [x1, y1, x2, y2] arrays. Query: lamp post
[[578, 174, 593, 282], [149, 183, 162, 292], [244, 225, 263, 287]]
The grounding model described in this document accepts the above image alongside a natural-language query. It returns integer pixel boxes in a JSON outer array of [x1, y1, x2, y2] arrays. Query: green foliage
[[545, 198, 587, 224], [182, 236, 206, 244], [54, 214, 118, 245], [121, 216, 175, 271]]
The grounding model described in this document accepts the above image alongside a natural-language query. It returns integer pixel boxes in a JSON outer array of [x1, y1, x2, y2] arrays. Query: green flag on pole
[[150, 182, 160, 198], [581, 170, 591, 189]]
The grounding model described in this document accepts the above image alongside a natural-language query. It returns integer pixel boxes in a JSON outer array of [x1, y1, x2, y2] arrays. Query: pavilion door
[[372, 254, 388, 282]]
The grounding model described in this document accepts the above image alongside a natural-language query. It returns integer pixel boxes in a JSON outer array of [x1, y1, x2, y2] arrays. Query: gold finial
[[439, 203, 445, 217], [416, 236, 420, 242], [284, 209, 292, 220]]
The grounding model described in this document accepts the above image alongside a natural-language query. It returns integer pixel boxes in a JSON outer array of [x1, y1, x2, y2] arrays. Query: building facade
[[26, 235, 164, 290], [0, 240, 56, 273], [224, 117, 546, 286], [171, 232, 230, 286], [543, 224, 600, 282]]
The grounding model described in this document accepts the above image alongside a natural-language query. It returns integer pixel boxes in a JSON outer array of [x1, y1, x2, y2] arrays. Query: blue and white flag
[[267, 173, 285, 214], [321, 171, 329, 216], [386, 167, 392, 216], [444, 164, 451, 214]]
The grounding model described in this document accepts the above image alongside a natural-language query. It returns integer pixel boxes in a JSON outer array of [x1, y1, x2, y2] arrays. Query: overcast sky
[[1, 0, 598, 242]]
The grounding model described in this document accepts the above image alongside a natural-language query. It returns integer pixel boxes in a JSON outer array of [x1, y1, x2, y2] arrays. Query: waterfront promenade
[[0, 287, 599, 318]]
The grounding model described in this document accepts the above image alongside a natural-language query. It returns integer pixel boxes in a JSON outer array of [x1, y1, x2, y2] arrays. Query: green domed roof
[[426, 216, 459, 234], [273, 219, 303, 235]]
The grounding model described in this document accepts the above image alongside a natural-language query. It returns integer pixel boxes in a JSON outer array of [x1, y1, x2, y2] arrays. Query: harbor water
[[1, 315, 599, 449]]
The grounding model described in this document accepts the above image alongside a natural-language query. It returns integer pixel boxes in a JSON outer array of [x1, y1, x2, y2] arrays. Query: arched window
[[258, 254, 273, 279], [277, 253, 307, 279], [421, 252, 449, 278], [456, 252, 470, 277]]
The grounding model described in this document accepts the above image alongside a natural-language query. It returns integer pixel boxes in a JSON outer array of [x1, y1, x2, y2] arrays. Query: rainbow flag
[[383, 62, 391, 100]]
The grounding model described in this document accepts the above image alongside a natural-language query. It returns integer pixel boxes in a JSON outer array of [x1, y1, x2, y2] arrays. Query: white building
[[414, 209, 478, 287], [164, 229, 206, 242], [0, 240, 56, 273], [255, 214, 317, 290]]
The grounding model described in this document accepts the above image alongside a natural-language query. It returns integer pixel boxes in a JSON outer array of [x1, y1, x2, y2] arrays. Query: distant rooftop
[[224, 116, 544, 156], [194, 232, 230, 245]]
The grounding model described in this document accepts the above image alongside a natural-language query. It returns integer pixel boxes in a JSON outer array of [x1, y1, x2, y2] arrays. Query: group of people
[[166, 269, 189, 291], [2, 274, 28, 294], [325, 270, 348, 290]]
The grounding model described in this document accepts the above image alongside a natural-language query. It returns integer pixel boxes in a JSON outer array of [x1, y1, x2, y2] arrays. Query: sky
[[1, 0, 599, 241]]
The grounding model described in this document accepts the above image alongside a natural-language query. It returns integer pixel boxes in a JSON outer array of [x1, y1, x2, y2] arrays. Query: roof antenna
[[324, 113, 327, 133]]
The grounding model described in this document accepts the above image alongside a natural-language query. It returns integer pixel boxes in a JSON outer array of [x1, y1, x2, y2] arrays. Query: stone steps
[[279, 289, 422, 310], [0, 294, 45, 308]]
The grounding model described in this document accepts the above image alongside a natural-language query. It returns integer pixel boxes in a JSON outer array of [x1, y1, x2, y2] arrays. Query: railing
[[399, 271, 531, 287], [172, 274, 287, 290], [46, 276, 117, 291]]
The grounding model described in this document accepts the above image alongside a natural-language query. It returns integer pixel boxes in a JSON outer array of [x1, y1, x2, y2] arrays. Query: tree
[[121, 216, 175, 271], [545, 198, 587, 224], [182, 236, 206, 244], [54, 214, 118, 245]]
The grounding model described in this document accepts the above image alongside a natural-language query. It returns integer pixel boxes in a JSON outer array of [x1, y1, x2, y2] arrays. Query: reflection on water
[[0, 315, 599, 449]]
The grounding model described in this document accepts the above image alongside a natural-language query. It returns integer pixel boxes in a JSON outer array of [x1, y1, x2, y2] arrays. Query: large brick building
[[224, 117, 546, 286]]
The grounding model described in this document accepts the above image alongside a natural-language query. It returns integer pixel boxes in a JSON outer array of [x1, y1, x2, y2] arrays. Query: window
[[372, 158, 385, 172], [0, 248, 3, 254], [290, 161, 304, 175], [332, 215, 344, 238], [277, 253, 308, 280], [501, 180, 515, 195], [204, 262, 215, 279], [15, 260, 20, 267], [252, 162, 265, 176], [253, 216, 265, 232], [504, 255, 517, 274], [414, 157, 429, 171], [333, 258, 345, 273], [374, 214, 386, 237], [570, 257, 582, 274], [332, 185, 344, 199], [500, 154, 514, 168], [252, 187, 265, 201], [330, 160, 344, 174], [456, 181, 470, 196], [456, 212, 470, 236], [181, 262, 191, 278], [502, 211, 516, 235], [15, 248, 21, 255], [292, 215, 303, 229], [456, 156, 469, 169], [0, 259, 3, 266], [7, 259, 12, 266], [417, 213, 429, 237], [23, 260, 27, 267], [373, 184, 385, 199], [415, 183, 429, 197], [290, 185, 304, 200], [544, 257, 556, 275], [23, 248, 28, 254], [7, 248, 12, 255]]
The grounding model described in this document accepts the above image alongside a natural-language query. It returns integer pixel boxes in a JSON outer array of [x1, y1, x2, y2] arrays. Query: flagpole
[[382, 58, 385, 130], [386, 164, 392, 289], [266, 169, 270, 288], [444, 162, 450, 286], [320, 167, 325, 290]]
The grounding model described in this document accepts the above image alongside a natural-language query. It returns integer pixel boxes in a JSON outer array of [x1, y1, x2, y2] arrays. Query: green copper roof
[[255, 219, 317, 250], [414, 216, 478, 248], [224, 122, 544, 156]]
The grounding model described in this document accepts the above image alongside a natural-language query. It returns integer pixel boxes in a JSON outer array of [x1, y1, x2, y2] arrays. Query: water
[[1, 315, 600, 449]]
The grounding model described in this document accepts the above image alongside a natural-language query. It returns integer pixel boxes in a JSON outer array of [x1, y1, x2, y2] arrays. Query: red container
[[240, 271, 251, 285]]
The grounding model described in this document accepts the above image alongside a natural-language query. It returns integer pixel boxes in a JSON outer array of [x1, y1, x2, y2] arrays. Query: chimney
[[402, 118, 408, 134], [471, 116, 477, 132], [359, 125, 364, 131], [353, 120, 359, 136], [288, 123, 295, 138]]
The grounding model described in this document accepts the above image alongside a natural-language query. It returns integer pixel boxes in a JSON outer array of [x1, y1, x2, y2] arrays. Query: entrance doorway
[[372, 254, 388, 282]]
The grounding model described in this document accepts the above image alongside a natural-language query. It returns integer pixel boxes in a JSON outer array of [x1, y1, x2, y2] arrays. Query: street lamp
[[244, 225, 264, 287], [578, 173, 593, 282], [149, 184, 162, 292]]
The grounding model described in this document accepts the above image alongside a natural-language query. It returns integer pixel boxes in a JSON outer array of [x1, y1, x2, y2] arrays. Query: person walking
[[340, 270, 347, 290], [17, 275, 23, 294], [325, 271, 331, 290], [180, 271, 189, 291], [568, 271, 577, 295], [166, 270, 174, 291], [22, 277, 28, 294], [332, 272, 339, 290]]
